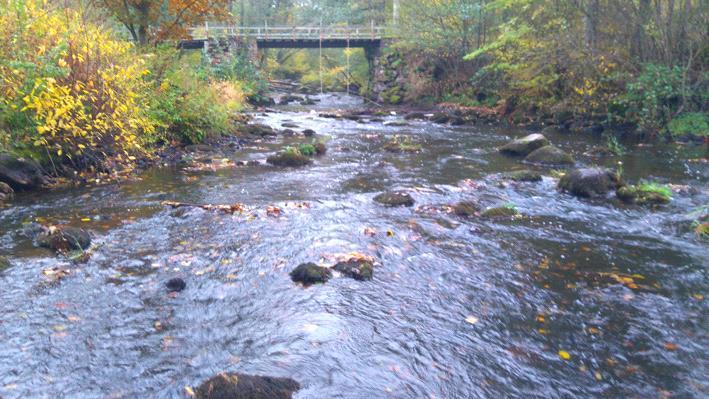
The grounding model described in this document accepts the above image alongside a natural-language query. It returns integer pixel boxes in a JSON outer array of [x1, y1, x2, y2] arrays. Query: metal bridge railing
[[187, 25, 391, 41]]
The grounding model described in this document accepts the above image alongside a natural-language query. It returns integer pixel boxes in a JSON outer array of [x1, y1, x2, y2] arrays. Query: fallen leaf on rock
[[266, 206, 282, 217], [664, 342, 678, 351]]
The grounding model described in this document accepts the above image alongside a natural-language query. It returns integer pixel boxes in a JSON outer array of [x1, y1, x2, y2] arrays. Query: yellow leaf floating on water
[[594, 371, 603, 381], [558, 350, 571, 360], [185, 386, 195, 397], [81, 217, 91, 222], [465, 315, 479, 325]]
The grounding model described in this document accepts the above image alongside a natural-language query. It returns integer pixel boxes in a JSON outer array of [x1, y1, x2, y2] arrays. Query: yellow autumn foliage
[[0, 0, 154, 167]]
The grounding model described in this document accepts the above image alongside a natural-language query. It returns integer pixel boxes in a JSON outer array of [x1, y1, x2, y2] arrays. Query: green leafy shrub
[[298, 144, 316, 157], [667, 112, 709, 139], [616, 64, 683, 132]]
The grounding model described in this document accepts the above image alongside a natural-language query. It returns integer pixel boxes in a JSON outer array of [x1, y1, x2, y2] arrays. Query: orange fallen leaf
[[664, 342, 678, 351]]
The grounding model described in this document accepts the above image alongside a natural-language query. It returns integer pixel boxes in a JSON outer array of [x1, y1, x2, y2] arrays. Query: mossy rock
[[314, 143, 327, 156], [481, 205, 519, 218], [334, 259, 373, 281], [506, 170, 543, 182], [453, 201, 480, 217], [616, 183, 672, 206], [450, 117, 466, 126], [267, 149, 312, 167], [243, 124, 277, 137], [195, 373, 300, 399], [558, 168, 621, 198], [298, 144, 316, 157], [0, 256, 10, 271], [498, 134, 550, 156], [383, 139, 421, 153], [290, 263, 332, 286], [36, 227, 91, 253], [524, 145, 575, 165], [374, 191, 415, 207]]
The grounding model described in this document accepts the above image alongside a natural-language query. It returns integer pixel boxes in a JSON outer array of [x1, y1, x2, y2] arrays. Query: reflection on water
[[0, 93, 707, 398]]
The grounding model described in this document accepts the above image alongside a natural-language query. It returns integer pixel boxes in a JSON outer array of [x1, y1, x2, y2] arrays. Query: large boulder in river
[[430, 112, 450, 124], [195, 373, 300, 399], [524, 145, 575, 165], [453, 201, 480, 217], [243, 124, 277, 137], [374, 191, 415, 207], [0, 153, 47, 190], [290, 263, 332, 285], [506, 170, 543, 182], [0, 182, 14, 203], [36, 226, 91, 252], [499, 134, 550, 156], [558, 168, 621, 198]]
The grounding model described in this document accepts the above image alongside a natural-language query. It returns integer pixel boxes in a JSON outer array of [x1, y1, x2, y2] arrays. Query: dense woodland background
[[0, 0, 706, 176]]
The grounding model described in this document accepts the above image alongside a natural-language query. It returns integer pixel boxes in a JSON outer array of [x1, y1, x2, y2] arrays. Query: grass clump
[[617, 180, 672, 205], [667, 112, 708, 140]]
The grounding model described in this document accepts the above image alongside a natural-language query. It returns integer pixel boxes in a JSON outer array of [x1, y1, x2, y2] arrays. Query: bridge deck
[[180, 26, 388, 49]]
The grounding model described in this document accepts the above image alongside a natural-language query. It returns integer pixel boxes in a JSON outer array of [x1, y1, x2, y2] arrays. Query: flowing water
[[0, 94, 707, 398]]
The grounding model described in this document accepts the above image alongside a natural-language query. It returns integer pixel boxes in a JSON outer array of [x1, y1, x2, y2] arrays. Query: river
[[0, 93, 707, 398]]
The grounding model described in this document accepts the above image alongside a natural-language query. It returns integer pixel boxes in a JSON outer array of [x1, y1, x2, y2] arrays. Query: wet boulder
[[374, 191, 415, 207], [243, 124, 277, 138], [481, 205, 519, 218], [558, 168, 621, 198], [290, 263, 332, 285], [0, 153, 47, 190], [0, 182, 14, 203], [302, 129, 316, 137], [449, 117, 466, 126], [36, 226, 91, 253], [314, 143, 327, 156], [498, 134, 550, 156], [195, 373, 300, 399], [429, 112, 450, 124], [334, 259, 373, 281], [524, 145, 575, 166], [281, 123, 299, 129], [453, 201, 480, 217], [267, 149, 312, 167], [166, 277, 186, 292], [506, 170, 543, 182]]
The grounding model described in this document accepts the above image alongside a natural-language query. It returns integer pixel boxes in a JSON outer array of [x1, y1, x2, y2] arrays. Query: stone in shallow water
[[195, 373, 300, 399], [524, 145, 575, 165], [506, 170, 543, 182], [498, 134, 550, 156], [166, 277, 186, 292], [481, 206, 519, 218], [333, 259, 373, 281], [453, 201, 480, 217], [374, 191, 415, 207], [267, 150, 312, 167], [0, 153, 47, 190], [36, 227, 91, 252], [290, 263, 332, 285], [558, 168, 621, 198]]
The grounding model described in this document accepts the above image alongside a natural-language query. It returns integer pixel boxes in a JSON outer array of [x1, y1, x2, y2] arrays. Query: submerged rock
[[278, 94, 304, 105], [453, 201, 480, 217], [281, 123, 299, 128], [290, 263, 332, 285], [498, 134, 550, 156], [524, 145, 575, 165], [195, 373, 300, 399], [302, 129, 316, 137], [0, 153, 47, 190], [481, 206, 519, 218], [36, 226, 91, 253], [449, 117, 466, 126], [374, 191, 415, 207], [404, 112, 427, 120], [558, 168, 621, 198], [383, 139, 421, 153], [166, 277, 186, 292], [506, 170, 543, 182], [267, 149, 312, 167], [334, 259, 374, 281], [0, 182, 14, 203], [314, 143, 327, 156]]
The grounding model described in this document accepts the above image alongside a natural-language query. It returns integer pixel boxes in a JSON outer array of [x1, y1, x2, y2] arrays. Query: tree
[[101, 0, 231, 44]]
